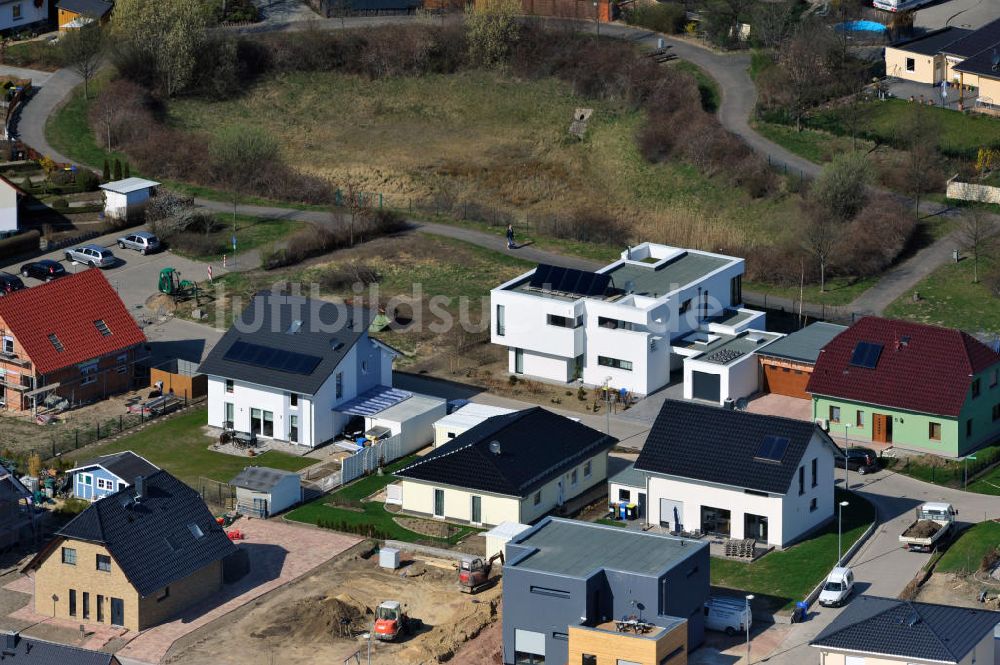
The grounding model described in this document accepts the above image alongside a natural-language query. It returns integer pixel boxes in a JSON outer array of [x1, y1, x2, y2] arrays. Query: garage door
[[762, 363, 810, 399], [691, 371, 720, 403]]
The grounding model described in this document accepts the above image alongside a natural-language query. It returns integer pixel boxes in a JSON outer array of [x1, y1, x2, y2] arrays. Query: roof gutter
[[810, 644, 957, 664]]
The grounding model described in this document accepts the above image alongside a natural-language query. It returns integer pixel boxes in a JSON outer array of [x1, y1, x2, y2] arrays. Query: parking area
[[915, 0, 999, 30]]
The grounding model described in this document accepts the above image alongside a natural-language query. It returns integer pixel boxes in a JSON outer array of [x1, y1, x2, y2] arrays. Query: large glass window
[[289, 415, 298, 443], [496, 305, 505, 336], [262, 411, 274, 437], [700, 506, 731, 537], [598, 356, 632, 371]]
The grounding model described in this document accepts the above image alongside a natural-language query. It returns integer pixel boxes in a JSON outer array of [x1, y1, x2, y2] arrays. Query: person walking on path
[[506, 224, 515, 249]]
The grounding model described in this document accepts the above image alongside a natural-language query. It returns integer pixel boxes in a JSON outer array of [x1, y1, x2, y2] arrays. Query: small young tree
[[958, 209, 994, 284], [330, 0, 351, 28], [899, 105, 940, 215], [343, 179, 372, 246], [102, 158, 110, 181], [210, 125, 278, 226], [60, 24, 104, 100], [113, 158, 122, 181], [800, 211, 841, 293], [466, 0, 521, 69]]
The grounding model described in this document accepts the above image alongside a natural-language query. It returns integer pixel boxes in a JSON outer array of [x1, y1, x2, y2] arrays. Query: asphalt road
[[915, 0, 998, 30]]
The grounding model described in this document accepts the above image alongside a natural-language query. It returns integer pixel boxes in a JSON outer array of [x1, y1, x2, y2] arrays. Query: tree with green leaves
[[123, 162, 131, 178], [810, 150, 872, 222], [110, 0, 210, 97], [59, 24, 104, 100], [466, 0, 520, 69], [102, 158, 110, 182], [210, 126, 277, 226], [113, 158, 122, 180]]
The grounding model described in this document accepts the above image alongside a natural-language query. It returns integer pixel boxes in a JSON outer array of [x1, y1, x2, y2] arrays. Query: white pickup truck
[[899, 502, 957, 552]]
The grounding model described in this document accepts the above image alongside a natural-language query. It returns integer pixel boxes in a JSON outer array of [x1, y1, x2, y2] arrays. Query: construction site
[[163, 541, 503, 665]]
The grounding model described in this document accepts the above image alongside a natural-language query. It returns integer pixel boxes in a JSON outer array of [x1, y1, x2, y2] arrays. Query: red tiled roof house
[[0, 269, 146, 412], [807, 316, 1000, 458]]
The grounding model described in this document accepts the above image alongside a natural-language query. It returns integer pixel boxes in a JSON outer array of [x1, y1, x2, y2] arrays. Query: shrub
[[77, 169, 101, 192], [835, 195, 916, 277], [55, 497, 90, 516], [50, 197, 68, 209], [625, 2, 686, 34], [536, 208, 630, 245], [319, 262, 382, 291]]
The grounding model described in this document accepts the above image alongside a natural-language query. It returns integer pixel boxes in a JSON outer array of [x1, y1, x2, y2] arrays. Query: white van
[[818, 567, 855, 607], [704, 597, 752, 636]]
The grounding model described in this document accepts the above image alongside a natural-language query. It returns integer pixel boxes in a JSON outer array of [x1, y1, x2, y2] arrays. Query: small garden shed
[[229, 466, 301, 518], [100, 177, 159, 221]]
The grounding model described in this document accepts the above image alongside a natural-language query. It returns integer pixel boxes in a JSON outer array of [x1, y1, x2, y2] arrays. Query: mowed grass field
[[166, 70, 803, 250]]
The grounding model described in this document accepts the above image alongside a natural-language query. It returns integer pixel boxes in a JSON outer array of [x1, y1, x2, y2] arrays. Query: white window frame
[[1, 336, 12, 354]]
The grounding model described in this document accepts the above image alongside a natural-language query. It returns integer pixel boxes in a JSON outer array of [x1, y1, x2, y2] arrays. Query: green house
[[807, 317, 1000, 458]]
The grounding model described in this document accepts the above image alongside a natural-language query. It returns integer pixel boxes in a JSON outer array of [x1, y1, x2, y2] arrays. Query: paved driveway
[[915, 0, 997, 30]]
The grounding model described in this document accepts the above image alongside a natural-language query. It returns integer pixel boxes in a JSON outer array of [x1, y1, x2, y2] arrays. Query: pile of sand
[[251, 593, 371, 641], [145, 292, 177, 315]]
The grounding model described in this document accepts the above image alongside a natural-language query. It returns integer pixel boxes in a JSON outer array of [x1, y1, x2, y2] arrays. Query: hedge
[[0, 229, 40, 259]]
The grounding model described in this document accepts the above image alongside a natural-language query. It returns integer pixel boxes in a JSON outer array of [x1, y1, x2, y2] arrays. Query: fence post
[[75, 430, 78, 449], [119, 415, 123, 433], [96, 422, 100, 439]]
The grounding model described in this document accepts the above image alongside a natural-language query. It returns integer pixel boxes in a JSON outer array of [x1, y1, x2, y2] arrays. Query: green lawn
[[45, 77, 130, 169], [170, 213, 307, 262], [285, 455, 480, 544], [74, 408, 313, 487], [884, 256, 1000, 333], [884, 444, 1000, 493], [754, 121, 875, 165], [711, 490, 875, 611], [744, 276, 877, 307], [936, 521, 1000, 574]]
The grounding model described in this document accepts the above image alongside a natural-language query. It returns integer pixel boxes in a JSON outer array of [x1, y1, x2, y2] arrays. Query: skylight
[[94, 319, 112, 337], [754, 435, 790, 462], [188, 523, 204, 539], [165, 533, 182, 552], [286, 320, 302, 334], [47, 333, 64, 352]]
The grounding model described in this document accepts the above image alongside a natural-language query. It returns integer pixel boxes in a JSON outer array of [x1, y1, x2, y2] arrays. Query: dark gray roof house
[[0, 631, 118, 664], [810, 595, 1000, 664], [198, 291, 375, 395], [891, 27, 974, 56], [757, 322, 846, 365], [56, 0, 113, 18]]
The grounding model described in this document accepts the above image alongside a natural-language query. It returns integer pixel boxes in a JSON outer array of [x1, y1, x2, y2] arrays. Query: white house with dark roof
[[394, 407, 617, 527], [198, 292, 397, 447], [490, 242, 762, 395], [635, 400, 839, 548]]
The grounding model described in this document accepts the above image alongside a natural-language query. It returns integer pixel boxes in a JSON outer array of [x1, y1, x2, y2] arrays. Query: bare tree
[[750, 0, 795, 49], [330, 0, 351, 27], [210, 126, 278, 228], [898, 105, 940, 215], [958, 209, 995, 284], [800, 212, 841, 293], [343, 179, 372, 246], [60, 24, 104, 100], [776, 21, 836, 131]]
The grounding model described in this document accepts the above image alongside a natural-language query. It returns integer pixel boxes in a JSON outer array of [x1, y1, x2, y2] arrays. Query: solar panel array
[[223, 340, 323, 375], [754, 435, 790, 462], [849, 341, 883, 369], [528, 264, 611, 298]]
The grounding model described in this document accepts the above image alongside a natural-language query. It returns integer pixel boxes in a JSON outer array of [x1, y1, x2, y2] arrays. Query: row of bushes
[[260, 210, 407, 270], [0, 229, 40, 260], [316, 517, 392, 540]]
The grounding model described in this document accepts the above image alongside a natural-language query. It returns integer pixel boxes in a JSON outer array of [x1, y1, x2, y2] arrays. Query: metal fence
[[197, 477, 236, 514], [341, 434, 403, 485]]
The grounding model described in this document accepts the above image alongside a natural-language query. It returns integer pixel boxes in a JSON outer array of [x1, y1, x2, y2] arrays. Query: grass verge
[[285, 456, 480, 545], [936, 521, 1000, 574], [884, 256, 1000, 334], [75, 407, 313, 487], [710, 489, 874, 612], [744, 276, 876, 307]]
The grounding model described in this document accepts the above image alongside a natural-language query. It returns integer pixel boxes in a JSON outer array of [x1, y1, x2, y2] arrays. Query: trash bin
[[792, 601, 808, 623], [625, 503, 638, 520], [618, 501, 628, 521]]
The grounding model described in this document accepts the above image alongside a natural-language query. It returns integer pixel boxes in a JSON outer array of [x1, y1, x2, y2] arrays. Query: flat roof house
[[757, 322, 846, 400], [0, 269, 147, 412], [807, 316, 1000, 457], [676, 328, 783, 405], [491, 242, 762, 396], [395, 407, 617, 527], [23, 470, 237, 631], [198, 291, 397, 447], [502, 517, 708, 665], [68, 451, 159, 502], [810, 595, 1000, 665], [635, 400, 838, 548]]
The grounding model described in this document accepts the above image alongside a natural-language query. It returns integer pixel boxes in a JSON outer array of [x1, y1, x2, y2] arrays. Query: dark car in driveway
[[0, 272, 25, 295], [19, 259, 66, 282], [835, 446, 881, 474]]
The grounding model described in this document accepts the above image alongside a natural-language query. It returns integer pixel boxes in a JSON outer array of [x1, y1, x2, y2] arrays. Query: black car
[[835, 446, 880, 474], [19, 259, 66, 282], [0, 272, 25, 295]]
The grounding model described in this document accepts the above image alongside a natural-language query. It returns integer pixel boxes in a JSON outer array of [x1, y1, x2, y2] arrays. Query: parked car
[[0, 272, 25, 295], [19, 259, 66, 281], [704, 596, 752, 636], [65, 244, 115, 268], [835, 447, 880, 475], [818, 566, 855, 607], [117, 231, 160, 255]]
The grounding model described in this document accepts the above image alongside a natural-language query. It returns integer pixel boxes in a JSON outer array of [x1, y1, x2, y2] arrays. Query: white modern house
[[198, 292, 397, 448], [635, 400, 838, 548], [678, 328, 783, 405], [490, 242, 762, 395], [99, 177, 160, 221], [0, 175, 20, 236]]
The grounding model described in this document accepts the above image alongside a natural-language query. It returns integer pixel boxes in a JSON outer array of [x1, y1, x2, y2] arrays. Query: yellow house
[[810, 596, 1000, 665], [884, 27, 971, 84], [57, 0, 112, 30], [955, 47, 1000, 111], [22, 470, 237, 632], [395, 407, 616, 527]]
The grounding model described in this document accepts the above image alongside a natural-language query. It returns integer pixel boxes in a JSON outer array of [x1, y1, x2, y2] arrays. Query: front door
[[250, 408, 262, 435], [224, 402, 234, 428], [873, 413, 893, 443], [110, 598, 124, 627]]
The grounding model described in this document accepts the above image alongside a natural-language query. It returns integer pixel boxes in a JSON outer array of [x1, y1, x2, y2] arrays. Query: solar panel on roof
[[528, 263, 611, 297], [754, 435, 789, 462], [849, 341, 883, 369], [223, 340, 322, 375]]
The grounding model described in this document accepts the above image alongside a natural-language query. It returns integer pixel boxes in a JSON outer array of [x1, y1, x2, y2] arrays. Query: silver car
[[65, 244, 115, 268], [117, 231, 161, 255]]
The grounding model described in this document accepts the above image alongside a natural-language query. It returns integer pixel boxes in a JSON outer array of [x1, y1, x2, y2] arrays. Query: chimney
[[489, 441, 502, 456], [134, 476, 145, 501], [5, 631, 18, 650]]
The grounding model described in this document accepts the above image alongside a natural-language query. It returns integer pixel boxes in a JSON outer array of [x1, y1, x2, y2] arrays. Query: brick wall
[[138, 560, 223, 629]]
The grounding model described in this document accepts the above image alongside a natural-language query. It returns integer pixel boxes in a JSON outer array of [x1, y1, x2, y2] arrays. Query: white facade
[[681, 331, 783, 405], [644, 432, 836, 547], [491, 243, 753, 395], [0, 177, 17, 234], [0, 0, 47, 35], [364, 394, 447, 456], [233, 472, 301, 517], [433, 403, 516, 446], [205, 335, 394, 447], [100, 178, 159, 221]]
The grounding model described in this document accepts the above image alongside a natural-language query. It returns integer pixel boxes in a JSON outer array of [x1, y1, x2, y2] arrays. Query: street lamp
[[843, 423, 852, 489], [965, 454, 978, 490], [837, 500, 850, 565], [745, 594, 754, 664]]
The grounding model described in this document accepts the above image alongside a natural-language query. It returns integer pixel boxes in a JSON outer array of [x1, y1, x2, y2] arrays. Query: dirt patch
[[146, 292, 178, 315], [394, 517, 464, 539], [250, 593, 372, 641], [903, 521, 941, 538], [916, 572, 994, 609]]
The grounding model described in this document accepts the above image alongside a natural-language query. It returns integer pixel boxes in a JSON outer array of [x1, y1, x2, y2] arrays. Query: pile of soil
[[250, 593, 371, 641], [904, 521, 942, 538], [145, 292, 177, 315], [394, 517, 461, 538]]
